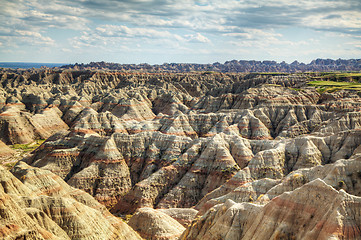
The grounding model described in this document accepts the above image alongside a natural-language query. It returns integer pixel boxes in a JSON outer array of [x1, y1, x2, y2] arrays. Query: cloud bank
[[0, 0, 360, 63]]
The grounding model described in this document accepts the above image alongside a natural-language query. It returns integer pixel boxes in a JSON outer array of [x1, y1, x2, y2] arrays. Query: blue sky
[[0, 0, 360, 64]]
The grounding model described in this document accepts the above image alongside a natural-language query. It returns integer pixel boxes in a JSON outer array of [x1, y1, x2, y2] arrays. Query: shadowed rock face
[[181, 179, 361, 240], [61, 59, 361, 72], [2, 69, 361, 239], [0, 162, 141, 240], [195, 152, 361, 215]]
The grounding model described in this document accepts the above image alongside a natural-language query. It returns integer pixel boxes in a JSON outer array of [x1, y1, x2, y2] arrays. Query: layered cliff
[[60, 59, 361, 73], [1, 68, 361, 239], [181, 178, 361, 240], [0, 162, 141, 239]]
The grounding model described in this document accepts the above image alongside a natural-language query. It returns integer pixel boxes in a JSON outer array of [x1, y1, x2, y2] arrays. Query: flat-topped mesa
[[0, 162, 141, 240]]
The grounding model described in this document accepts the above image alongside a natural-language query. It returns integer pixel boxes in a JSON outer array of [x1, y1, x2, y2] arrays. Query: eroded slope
[[0, 162, 141, 239], [1, 69, 361, 239]]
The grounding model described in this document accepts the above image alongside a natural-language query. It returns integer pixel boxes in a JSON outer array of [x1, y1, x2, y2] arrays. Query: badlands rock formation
[[1, 68, 361, 239], [0, 140, 14, 157], [0, 162, 141, 239], [128, 207, 186, 240], [181, 178, 361, 240], [61, 58, 361, 72]]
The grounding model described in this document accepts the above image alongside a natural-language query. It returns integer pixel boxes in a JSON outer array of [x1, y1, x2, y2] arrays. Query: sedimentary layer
[[1, 69, 361, 239], [181, 178, 361, 240], [0, 162, 141, 239]]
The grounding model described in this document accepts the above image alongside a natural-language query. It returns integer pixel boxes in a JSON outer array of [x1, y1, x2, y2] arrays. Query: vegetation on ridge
[[11, 139, 45, 152], [308, 80, 361, 93], [311, 72, 361, 82]]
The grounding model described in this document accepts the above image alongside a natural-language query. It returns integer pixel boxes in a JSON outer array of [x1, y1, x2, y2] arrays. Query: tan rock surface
[[0, 162, 141, 239], [181, 179, 361, 240], [158, 208, 198, 227], [1, 69, 361, 239], [0, 140, 14, 157], [196, 139, 361, 215], [128, 207, 185, 240], [0, 106, 68, 144]]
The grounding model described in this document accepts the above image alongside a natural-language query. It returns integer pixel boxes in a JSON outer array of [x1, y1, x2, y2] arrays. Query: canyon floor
[[0, 69, 361, 239]]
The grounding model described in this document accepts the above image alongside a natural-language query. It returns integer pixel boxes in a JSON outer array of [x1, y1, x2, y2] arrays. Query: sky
[[0, 0, 360, 64]]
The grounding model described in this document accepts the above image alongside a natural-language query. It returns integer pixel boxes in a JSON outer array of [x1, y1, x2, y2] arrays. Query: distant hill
[[61, 58, 361, 73], [1, 59, 361, 72], [0, 62, 66, 69]]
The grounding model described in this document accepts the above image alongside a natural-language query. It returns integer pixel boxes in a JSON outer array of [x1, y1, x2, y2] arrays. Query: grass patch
[[118, 214, 134, 223], [288, 87, 303, 92], [308, 80, 361, 93], [4, 162, 17, 169], [311, 72, 361, 82], [257, 72, 290, 76], [10, 139, 45, 152]]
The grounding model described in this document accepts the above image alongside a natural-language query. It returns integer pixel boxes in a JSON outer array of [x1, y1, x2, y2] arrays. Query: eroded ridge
[[1, 69, 361, 239], [0, 162, 141, 239]]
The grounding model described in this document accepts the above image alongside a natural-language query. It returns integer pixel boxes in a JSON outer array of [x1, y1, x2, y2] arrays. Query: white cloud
[[61, 48, 72, 52], [223, 29, 283, 42], [0, 0, 361, 62], [302, 11, 361, 36], [185, 33, 210, 43], [94, 25, 183, 40], [0, 30, 55, 47], [2, 0, 361, 37]]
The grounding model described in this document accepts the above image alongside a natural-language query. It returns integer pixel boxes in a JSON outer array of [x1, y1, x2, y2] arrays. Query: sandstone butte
[[0, 68, 361, 239]]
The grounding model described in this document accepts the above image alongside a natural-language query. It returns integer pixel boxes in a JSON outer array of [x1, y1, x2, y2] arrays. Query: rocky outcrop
[[1, 69, 360, 144], [128, 207, 185, 240], [194, 131, 361, 214], [181, 179, 361, 240], [1, 69, 361, 239], [0, 106, 68, 144], [27, 130, 193, 208], [60, 59, 361, 73], [0, 162, 141, 239], [0, 140, 14, 157], [196, 153, 361, 215], [158, 208, 198, 227], [25, 128, 361, 215]]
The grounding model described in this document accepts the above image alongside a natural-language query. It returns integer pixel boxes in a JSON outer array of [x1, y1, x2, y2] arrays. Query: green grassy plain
[[308, 80, 361, 93], [311, 72, 361, 82]]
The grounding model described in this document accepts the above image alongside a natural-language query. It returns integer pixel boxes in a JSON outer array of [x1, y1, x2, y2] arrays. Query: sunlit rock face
[[2, 69, 361, 239], [181, 179, 361, 240], [128, 207, 186, 240], [0, 162, 141, 240]]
